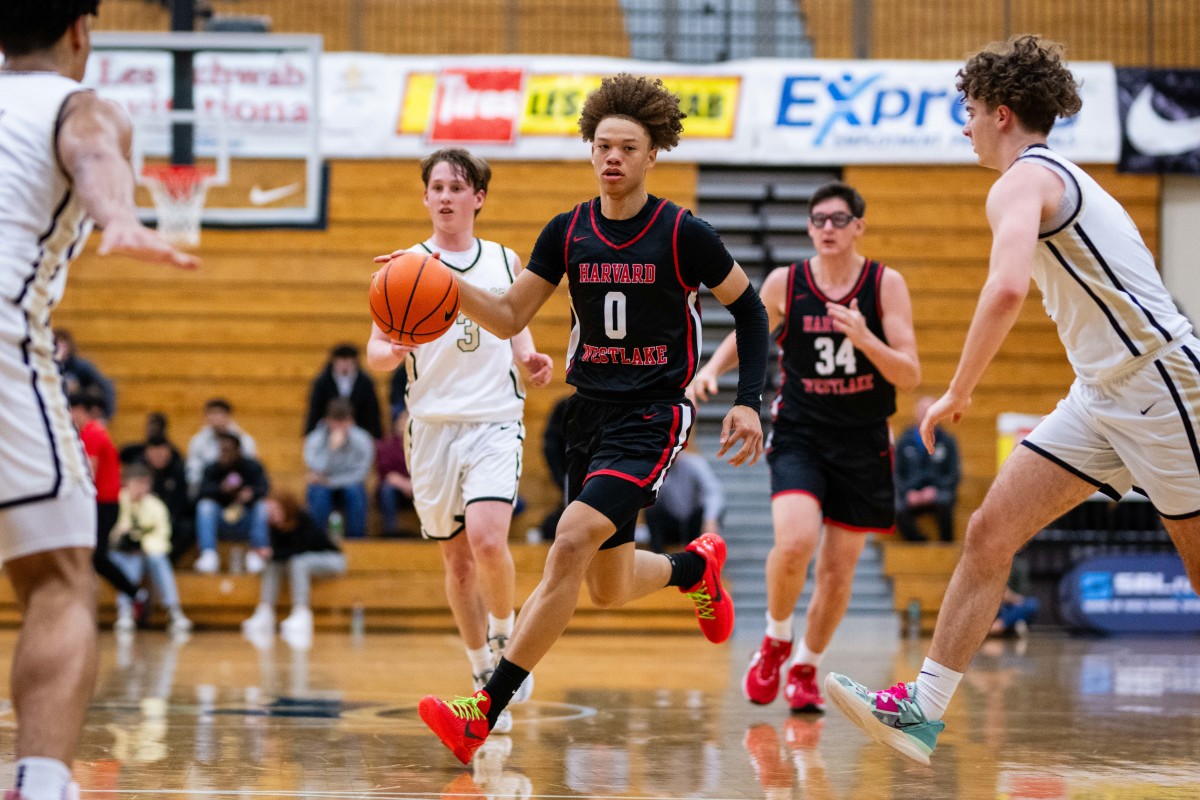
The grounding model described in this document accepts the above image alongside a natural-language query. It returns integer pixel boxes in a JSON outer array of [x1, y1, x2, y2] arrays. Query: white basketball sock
[[913, 657, 963, 722], [14, 757, 70, 800], [765, 612, 793, 641], [467, 644, 493, 678], [793, 641, 824, 669]]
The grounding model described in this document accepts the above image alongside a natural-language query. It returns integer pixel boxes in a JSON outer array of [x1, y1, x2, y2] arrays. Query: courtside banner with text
[[85, 51, 1121, 164], [1117, 68, 1200, 174]]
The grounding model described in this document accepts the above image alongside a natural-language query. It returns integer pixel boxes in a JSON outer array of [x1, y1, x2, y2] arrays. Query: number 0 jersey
[[402, 239, 526, 423], [526, 195, 734, 402], [772, 259, 896, 429]]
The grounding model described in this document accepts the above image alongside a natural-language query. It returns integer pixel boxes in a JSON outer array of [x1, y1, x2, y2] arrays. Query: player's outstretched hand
[[375, 248, 444, 264], [98, 218, 199, 269], [521, 351, 553, 387], [685, 369, 719, 404], [716, 404, 763, 467], [920, 390, 971, 453]]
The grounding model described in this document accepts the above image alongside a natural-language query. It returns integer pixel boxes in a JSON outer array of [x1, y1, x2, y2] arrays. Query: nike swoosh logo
[[1140, 401, 1157, 415], [1126, 85, 1200, 156], [642, 413, 655, 420], [464, 727, 485, 740], [444, 308, 456, 322], [573, 235, 587, 242], [249, 182, 302, 206]]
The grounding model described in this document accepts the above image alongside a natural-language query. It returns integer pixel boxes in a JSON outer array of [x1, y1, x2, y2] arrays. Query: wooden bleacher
[[880, 540, 962, 634], [0, 541, 703, 633]]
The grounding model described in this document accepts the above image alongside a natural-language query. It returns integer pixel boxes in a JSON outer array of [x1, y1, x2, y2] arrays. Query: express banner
[[1118, 68, 1200, 174]]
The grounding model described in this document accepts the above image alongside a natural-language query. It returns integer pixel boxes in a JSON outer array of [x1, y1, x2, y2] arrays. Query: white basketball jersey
[[1019, 145, 1193, 383], [403, 239, 526, 422], [0, 73, 95, 507]]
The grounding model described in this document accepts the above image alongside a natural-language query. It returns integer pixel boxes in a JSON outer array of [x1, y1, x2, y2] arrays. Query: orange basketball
[[369, 252, 460, 345]]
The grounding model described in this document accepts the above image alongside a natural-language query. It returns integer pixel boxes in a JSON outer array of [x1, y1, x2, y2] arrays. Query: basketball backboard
[[87, 32, 327, 230]]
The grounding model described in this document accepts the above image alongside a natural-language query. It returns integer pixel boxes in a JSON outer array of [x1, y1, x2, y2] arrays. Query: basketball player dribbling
[[689, 181, 920, 716], [827, 35, 1200, 766], [394, 74, 770, 763], [0, 3, 198, 798], [366, 148, 553, 735]]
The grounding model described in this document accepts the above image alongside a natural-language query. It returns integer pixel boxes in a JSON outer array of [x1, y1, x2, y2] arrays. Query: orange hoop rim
[[140, 164, 217, 199]]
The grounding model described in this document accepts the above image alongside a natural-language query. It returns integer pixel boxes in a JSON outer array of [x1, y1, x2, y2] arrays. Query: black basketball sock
[[665, 551, 706, 589], [484, 657, 530, 730]]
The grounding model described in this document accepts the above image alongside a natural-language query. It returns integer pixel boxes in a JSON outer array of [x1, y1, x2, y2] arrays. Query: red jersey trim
[[588, 197, 669, 250], [563, 203, 585, 275], [804, 258, 872, 305], [824, 517, 895, 535], [584, 404, 683, 488], [672, 207, 698, 386], [770, 488, 820, 503]]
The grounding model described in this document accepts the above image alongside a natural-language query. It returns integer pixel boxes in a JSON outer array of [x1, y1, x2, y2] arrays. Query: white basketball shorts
[[1023, 337, 1200, 518], [407, 418, 524, 540]]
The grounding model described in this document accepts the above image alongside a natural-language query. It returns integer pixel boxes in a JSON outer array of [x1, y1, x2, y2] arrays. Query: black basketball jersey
[[560, 197, 703, 400], [772, 259, 896, 428]]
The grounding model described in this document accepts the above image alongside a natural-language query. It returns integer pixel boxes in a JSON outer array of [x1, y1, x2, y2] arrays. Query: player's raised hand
[[920, 390, 971, 453], [716, 404, 763, 467], [686, 369, 720, 404], [520, 351, 553, 387], [97, 218, 199, 269], [826, 298, 867, 344]]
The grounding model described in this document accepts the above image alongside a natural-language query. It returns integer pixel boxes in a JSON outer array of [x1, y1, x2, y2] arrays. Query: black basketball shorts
[[766, 421, 895, 533], [563, 394, 695, 549]]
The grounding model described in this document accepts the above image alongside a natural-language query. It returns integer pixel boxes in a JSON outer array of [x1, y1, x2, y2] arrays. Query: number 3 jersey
[[772, 259, 896, 429], [526, 195, 734, 401], [401, 239, 526, 423]]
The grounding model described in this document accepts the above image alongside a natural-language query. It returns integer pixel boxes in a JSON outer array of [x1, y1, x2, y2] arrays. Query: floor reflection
[[0, 619, 1195, 799]]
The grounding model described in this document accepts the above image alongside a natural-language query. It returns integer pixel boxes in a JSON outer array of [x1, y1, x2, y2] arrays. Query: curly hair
[[956, 35, 1082, 135], [578, 74, 686, 151], [0, 0, 99, 57]]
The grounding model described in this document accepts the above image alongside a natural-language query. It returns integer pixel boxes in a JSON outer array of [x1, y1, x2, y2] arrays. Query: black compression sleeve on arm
[[725, 283, 769, 412]]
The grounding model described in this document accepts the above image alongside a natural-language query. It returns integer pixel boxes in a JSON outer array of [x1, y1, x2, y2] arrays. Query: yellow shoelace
[[684, 588, 715, 619], [446, 695, 486, 720]]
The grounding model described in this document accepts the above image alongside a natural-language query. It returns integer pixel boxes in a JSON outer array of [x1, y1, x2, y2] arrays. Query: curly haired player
[[383, 74, 770, 763], [826, 35, 1200, 765]]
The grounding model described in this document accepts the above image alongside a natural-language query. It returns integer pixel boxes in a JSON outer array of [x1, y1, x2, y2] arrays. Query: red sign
[[428, 68, 524, 144]]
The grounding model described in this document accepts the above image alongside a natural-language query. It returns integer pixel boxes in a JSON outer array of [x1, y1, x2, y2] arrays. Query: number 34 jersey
[[402, 239, 526, 423], [772, 259, 896, 429]]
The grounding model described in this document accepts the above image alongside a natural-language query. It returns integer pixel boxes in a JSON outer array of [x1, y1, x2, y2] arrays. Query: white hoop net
[[140, 165, 215, 248]]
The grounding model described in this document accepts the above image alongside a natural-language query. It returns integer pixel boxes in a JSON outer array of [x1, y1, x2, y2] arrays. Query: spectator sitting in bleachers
[[375, 408, 414, 537], [894, 394, 961, 542], [141, 434, 194, 564], [304, 343, 383, 440], [305, 397, 375, 539], [242, 491, 347, 647], [55, 327, 116, 419], [643, 449, 724, 554], [109, 463, 193, 635], [185, 397, 258, 499], [194, 432, 270, 575], [119, 410, 174, 465]]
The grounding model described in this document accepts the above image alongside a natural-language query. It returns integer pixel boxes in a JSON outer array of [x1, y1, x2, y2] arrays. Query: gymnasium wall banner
[[84, 49, 1122, 164], [1117, 68, 1200, 174], [1059, 554, 1200, 634]]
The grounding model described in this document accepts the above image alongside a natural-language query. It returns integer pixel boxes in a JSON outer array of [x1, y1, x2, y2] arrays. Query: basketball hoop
[[140, 164, 216, 248]]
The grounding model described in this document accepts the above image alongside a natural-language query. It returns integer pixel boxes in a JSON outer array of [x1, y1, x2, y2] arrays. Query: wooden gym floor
[[0, 618, 1198, 799]]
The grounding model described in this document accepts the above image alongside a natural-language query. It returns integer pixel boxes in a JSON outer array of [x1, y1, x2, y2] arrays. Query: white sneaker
[[492, 708, 513, 734], [114, 611, 135, 633], [280, 606, 313, 643], [169, 610, 194, 634], [242, 604, 275, 636], [244, 550, 266, 575], [194, 549, 220, 574], [513, 671, 534, 703]]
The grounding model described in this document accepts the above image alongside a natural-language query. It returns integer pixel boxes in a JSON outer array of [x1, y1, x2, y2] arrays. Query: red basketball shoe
[[680, 532, 735, 644], [785, 664, 825, 713], [419, 689, 492, 764], [743, 635, 793, 704]]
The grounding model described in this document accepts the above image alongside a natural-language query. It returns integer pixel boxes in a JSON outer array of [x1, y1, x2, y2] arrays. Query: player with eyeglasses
[[689, 180, 920, 716]]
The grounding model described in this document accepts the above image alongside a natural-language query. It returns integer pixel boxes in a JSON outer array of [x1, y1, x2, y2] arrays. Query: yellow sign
[[397, 72, 740, 140]]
